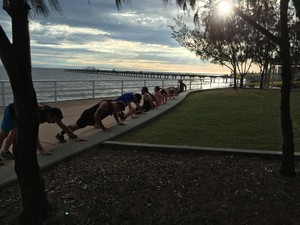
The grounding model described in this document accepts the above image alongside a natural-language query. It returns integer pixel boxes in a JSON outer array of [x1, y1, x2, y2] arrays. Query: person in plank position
[[0, 103, 78, 160], [55, 100, 126, 143], [115, 92, 142, 121]]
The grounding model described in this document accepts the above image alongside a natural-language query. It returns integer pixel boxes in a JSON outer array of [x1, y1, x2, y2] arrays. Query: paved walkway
[[1, 90, 299, 188], [0, 92, 188, 188]]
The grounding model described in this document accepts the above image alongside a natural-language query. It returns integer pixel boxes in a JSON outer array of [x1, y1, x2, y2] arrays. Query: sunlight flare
[[216, 0, 234, 17]]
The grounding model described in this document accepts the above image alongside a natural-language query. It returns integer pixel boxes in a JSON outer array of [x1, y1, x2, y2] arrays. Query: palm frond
[[28, 0, 62, 17], [115, 0, 131, 10]]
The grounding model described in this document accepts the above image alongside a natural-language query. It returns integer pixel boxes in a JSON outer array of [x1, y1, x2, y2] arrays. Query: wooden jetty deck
[[64, 68, 231, 81]]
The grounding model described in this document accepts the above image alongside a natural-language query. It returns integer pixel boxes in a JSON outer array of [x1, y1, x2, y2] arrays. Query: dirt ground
[[0, 147, 300, 225]]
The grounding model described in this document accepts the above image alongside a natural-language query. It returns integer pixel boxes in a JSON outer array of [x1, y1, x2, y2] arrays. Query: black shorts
[[76, 110, 96, 128], [142, 101, 152, 112]]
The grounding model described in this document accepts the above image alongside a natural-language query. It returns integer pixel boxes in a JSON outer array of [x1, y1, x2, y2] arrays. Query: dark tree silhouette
[[169, 0, 297, 176], [171, 13, 255, 89], [0, 0, 128, 224]]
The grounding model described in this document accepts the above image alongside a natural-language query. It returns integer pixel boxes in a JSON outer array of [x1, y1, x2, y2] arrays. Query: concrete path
[[1, 90, 298, 188], [0, 92, 187, 188]]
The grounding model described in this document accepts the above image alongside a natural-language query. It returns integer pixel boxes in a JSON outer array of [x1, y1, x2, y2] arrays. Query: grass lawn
[[115, 88, 300, 152]]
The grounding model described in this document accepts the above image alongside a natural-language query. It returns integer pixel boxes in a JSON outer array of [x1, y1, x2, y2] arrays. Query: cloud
[[0, 0, 230, 74]]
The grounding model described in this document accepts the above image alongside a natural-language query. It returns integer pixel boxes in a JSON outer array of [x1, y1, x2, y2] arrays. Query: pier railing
[[0, 77, 232, 106]]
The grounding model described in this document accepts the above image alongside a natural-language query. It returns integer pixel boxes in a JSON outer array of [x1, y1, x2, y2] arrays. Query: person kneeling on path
[[0, 103, 78, 159], [140, 86, 156, 112], [55, 100, 126, 143], [115, 92, 142, 121], [154, 86, 167, 106]]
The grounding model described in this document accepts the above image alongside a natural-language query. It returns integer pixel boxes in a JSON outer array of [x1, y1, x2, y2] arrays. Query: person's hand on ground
[[74, 137, 87, 142]]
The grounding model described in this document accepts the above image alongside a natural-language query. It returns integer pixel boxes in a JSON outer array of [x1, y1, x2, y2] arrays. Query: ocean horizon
[[0, 66, 227, 80], [0, 67, 231, 105]]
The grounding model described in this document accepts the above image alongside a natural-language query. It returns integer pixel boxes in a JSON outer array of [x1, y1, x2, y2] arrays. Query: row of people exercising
[[0, 84, 185, 165], [56, 85, 180, 142]]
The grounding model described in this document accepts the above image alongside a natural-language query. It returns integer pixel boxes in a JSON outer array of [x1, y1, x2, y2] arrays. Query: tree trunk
[[233, 66, 237, 89], [279, 0, 295, 176], [239, 75, 245, 88], [0, 1, 51, 224], [260, 62, 268, 89], [260, 73, 265, 89], [234, 0, 295, 176]]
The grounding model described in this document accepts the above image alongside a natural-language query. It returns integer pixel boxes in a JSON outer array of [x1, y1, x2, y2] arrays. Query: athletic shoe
[[55, 133, 66, 143], [1, 150, 14, 160]]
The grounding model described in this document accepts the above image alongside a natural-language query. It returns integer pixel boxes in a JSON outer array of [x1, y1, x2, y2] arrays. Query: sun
[[217, 0, 234, 17]]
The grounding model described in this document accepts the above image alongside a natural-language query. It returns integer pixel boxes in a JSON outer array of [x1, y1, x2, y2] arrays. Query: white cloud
[[30, 21, 110, 36], [0, 0, 232, 74]]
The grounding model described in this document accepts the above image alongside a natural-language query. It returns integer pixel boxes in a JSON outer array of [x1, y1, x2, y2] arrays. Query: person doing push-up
[[55, 100, 126, 143]]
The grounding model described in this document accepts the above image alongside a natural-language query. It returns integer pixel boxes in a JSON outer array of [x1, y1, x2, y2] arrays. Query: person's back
[[154, 86, 167, 105], [115, 93, 133, 104], [141, 87, 155, 111], [94, 100, 114, 120]]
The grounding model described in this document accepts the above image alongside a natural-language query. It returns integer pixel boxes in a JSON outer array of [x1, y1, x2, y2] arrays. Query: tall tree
[[170, 0, 297, 176], [0, 0, 126, 224], [248, 2, 280, 89], [234, 0, 296, 176], [171, 10, 255, 88], [0, 1, 61, 223], [293, 0, 300, 19]]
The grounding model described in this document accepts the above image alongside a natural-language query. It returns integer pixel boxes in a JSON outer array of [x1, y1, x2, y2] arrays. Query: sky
[[0, 0, 232, 74]]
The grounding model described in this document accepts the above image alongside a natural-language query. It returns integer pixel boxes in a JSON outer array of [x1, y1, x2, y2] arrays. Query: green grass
[[272, 80, 300, 88], [114, 89, 300, 152]]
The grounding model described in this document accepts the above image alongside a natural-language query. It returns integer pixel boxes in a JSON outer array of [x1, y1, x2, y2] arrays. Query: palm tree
[[0, 0, 126, 224], [0, 1, 62, 223]]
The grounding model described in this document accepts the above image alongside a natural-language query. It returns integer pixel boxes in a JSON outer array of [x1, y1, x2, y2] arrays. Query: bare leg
[[68, 124, 79, 132], [0, 129, 15, 160], [0, 130, 9, 150], [3, 129, 16, 152]]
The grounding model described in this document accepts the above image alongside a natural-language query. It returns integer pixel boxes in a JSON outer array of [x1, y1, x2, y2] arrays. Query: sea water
[[0, 67, 230, 105]]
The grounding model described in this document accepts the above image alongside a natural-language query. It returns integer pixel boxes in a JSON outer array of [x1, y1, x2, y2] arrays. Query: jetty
[[64, 68, 231, 81]]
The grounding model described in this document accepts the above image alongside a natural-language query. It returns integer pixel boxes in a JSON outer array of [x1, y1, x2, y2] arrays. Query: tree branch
[[233, 6, 281, 46], [293, 0, 300, 19]]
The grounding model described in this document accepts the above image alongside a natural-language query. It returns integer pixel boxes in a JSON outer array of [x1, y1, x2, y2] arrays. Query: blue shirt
[[115, 93, 133, 104]]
